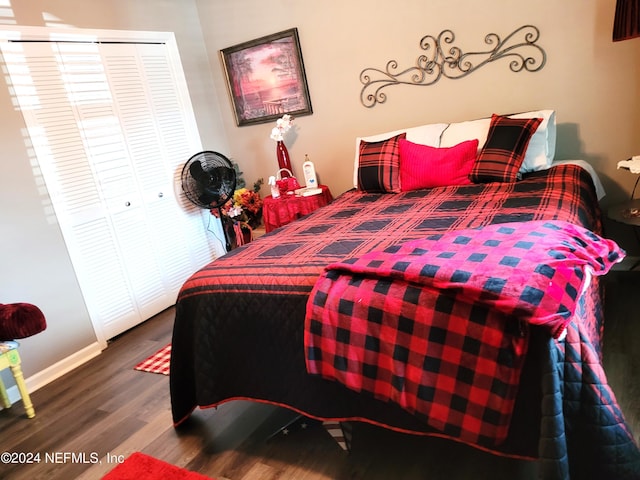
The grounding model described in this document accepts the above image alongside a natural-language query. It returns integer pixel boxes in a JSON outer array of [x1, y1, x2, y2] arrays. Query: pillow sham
[[357, 133, 406, 193], [353, 123, 448, 189], [469, 114, 542, 183], [399, 138, 478, 191], [440, 109, 556, 172]]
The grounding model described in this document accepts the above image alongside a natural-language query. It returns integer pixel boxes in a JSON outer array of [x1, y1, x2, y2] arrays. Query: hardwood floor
[[1, 273, 638, 480]]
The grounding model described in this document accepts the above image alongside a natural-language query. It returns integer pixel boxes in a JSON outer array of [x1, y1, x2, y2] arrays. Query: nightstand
[[607, 198, 640, 270], [262, 185, 333, 232], [608, 198, 640, 227]]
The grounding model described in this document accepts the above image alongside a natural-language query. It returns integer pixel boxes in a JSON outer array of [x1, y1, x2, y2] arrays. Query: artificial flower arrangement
[[211, 161, 263, 248], [270, 113, 293, 142], [221, 183, 264, 229]]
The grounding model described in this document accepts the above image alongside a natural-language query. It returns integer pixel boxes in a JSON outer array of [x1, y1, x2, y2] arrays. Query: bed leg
[[322, 420, 352, 452]]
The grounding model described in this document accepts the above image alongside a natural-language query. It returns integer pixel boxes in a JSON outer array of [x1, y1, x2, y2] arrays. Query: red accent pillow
[[357, 133, 406, 193], [399, 138, 478, 191], [470, 114, 542, 183]]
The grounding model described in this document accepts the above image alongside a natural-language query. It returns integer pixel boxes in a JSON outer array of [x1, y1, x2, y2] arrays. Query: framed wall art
[[221, 28, 313, 127]]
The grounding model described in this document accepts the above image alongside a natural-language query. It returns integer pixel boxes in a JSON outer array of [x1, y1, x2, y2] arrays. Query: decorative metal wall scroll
[[359, 25, 546, 108]]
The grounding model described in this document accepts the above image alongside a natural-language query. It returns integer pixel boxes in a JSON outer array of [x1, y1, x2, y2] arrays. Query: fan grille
[[181, 151, 236, 209]]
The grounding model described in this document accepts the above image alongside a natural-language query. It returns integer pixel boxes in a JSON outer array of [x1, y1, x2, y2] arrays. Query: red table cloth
[[262, 185, 333, 232]]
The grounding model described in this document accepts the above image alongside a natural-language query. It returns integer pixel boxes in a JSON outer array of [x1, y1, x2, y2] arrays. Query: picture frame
[[221, 28, 313, 127]]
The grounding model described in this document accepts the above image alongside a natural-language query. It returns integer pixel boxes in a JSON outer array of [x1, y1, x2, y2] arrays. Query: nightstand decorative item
[[302, 156, 318, 189], [262, 185, 333, 232], [270, 114, 295, 177], [276, 140, 292, 176], [275, 168, 301, 195]]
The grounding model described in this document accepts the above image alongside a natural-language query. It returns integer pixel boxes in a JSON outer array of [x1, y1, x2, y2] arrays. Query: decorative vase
[[276, 140, 292, 177]]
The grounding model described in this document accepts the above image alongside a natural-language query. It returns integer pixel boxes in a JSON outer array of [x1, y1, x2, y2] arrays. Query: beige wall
[[1, 0, 639, 386], [197, 0, 640, 205]]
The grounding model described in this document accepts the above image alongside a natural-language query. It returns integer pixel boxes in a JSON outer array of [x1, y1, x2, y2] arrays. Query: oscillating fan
[[181, 151, 236, 251]]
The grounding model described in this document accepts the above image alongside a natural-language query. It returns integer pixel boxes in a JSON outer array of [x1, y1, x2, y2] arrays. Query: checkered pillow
[[357, 133, 406, 193], [470, 114, 542, 183]]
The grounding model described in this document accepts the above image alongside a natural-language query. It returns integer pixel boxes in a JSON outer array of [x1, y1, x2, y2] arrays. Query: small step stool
[[0, 341, 35, 418]]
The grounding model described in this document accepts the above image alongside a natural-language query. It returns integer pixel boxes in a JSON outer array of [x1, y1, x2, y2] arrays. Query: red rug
[[134, 344, 171, 375], [102, 452, 212, 480]]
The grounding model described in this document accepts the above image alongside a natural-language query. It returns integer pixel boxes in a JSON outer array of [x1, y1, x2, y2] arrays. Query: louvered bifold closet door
[[100, 43, 216, 294], [135, 44, 221, 273], [1, 39, 217, 341], [2, 40, 143, 339]]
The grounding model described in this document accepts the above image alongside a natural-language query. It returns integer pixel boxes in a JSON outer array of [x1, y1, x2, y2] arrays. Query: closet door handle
[[158, 192, 164, 198], [125, 201, 131, 207]]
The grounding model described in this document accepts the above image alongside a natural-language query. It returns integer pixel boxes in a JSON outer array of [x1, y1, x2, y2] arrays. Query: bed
[[170, 111, 640, 479]]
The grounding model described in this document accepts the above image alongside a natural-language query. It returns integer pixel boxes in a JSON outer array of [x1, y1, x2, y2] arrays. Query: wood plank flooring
[[1, 273, 638, 480]]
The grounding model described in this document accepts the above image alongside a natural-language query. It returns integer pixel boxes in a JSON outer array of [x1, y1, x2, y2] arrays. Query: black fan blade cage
[[181, 151, 237, 209]]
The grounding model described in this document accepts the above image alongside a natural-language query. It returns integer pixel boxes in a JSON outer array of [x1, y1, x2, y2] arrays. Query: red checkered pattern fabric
[[304, 221, 623, 446], [470, 114, 542, 183], [357, 133, 406, 193], [134, 344, 171, 375], [317, 220, 622, 338], [307, 285, 527, 446]]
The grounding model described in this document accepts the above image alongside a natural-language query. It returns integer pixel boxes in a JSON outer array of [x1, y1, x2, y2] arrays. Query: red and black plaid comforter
[[171, 164, 640, 478], [305, 220, 623, 447]]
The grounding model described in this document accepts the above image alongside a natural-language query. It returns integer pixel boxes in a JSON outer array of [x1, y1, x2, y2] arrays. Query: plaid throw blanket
[[305, 220, 623, 446]]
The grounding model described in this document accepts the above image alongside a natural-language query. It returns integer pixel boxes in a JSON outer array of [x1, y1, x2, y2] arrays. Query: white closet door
[[58, 42, 171, 327], [1, 38, 219, 341], [2, 41, 141, 339], [137, 45, 220, 269], [100, 43, 215, 291]]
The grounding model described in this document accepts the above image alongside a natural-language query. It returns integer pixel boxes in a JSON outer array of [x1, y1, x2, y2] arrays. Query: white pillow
[[511, 110, 556, 172], [353, 123, 448, 188], [440, 110, 556, 173], [439, 117, 491, 151]]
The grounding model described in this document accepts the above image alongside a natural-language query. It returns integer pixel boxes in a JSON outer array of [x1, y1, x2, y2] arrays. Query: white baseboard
[[3, 341, 103, 407]]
